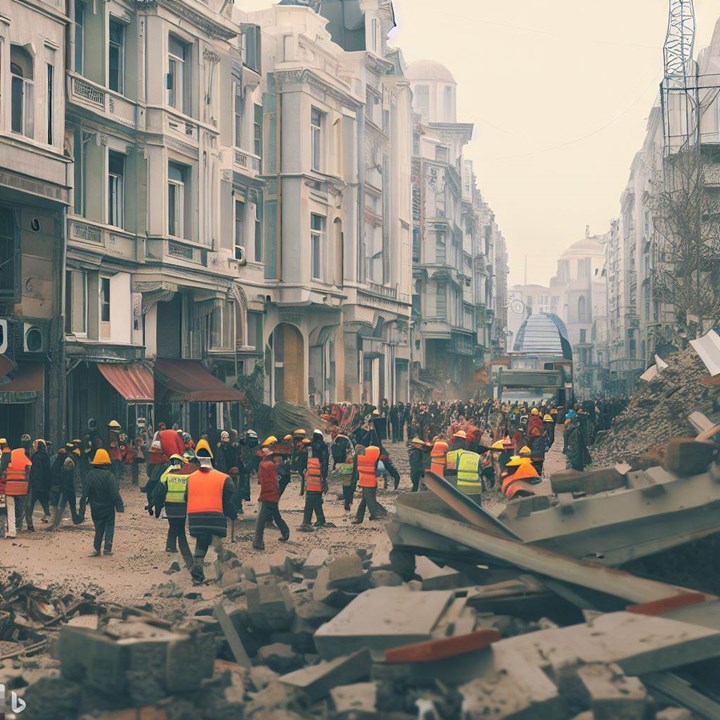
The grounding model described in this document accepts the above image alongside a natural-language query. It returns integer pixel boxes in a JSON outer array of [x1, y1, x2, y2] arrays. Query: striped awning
[[98, 363, 154, 403]]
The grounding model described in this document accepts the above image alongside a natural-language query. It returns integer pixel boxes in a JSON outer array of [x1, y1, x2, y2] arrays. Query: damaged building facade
[[0, 0, 510, 440]]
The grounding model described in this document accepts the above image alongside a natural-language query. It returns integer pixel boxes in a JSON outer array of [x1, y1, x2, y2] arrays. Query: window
[[46, 64, 54, 144], [65, 269, 87, 335], [168, 35, 190, 114], [443, 85, 453, 119], [11, 46, 34, 137], [369, 18, 378, 52], [211, 301, 235, 350], [311, 108, 323, 172], [108, 19, 125, 94], [311, 213, 325, 281], [578, 295, 587, 322], [234, 83, 243, 147], [234, 200, 245, 259], [107, 151, 125, 227], [0, 209, 17, 299], [580, 329, 587, 344], [241, 25, 260, 73], [415, 85, 429, 119], [254, 104, 263, 158], [168, 162, 187, 237], [247, 311, 262, 351], [254, 196, 263, 263], [100, 277, 111, 322], [75, 0, 84, 73], [436, 230, 447, 263]]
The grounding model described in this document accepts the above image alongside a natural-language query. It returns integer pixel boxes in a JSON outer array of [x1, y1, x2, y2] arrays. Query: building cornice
[[274, 69, 361, 111], [135, 0, 238, 40]]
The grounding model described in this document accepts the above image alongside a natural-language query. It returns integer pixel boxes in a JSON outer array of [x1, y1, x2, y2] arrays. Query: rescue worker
[[152, 453, 196, 567], [501, 462, 539, 500], [253, 449, 290, 550], [79, 449, 124, 556], [543, 414, 556, 448], [238, 429, 259, 507], [27, 440, 52, 528], [563, 414, 591, 471], [310, 430, 330, 486], [107, 420, 123, 480], [446, 430, 467, 479], [0, 438, 11, 475], [352, 445, 384, 524], [4, 446, 31, 538], [186, 444, 237, 585], [408, 438, 426, 492], [298, 449, 326, 531], [51, 443, 82, 529], [215, 430, 244, 513], [430, 439, 449, 478], [345, 443, 363, 510], [456, 449, 483, 496]]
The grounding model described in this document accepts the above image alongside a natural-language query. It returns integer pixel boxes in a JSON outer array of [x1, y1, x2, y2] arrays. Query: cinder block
[[326, 555, 369, 593], [664, 438, 714, 477]]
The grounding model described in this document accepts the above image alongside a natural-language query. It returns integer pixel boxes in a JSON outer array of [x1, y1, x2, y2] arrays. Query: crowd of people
[[0, 394, 619, 587]]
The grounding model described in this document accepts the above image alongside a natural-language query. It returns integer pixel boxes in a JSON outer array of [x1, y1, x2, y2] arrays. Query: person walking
[[79, 449, 124, 556], [253, 449, 290, 550], [352, 445, 384, 524], [186, 445, 237, 585], [4, 447, 31, 539], [27, 440, 52, 528], [298, 452, 326, 532], [51, 443, 83, 529], [408, 438, 426, 492], [152, 453, 196, 567]]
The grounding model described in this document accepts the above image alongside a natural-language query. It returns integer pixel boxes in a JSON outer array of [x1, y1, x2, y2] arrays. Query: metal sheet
[[691, 330, 720, 377]]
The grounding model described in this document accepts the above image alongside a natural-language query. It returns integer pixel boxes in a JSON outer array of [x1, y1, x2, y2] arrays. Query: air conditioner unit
[[234, 245, 247, 267], [0, 319, 7, 355], [23, 323, 46, 353]]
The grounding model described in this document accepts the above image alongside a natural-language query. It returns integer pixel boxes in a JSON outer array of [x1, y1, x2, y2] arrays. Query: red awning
[[98, 363, 155, 403], [0, 362, 44, 404], [154, 359, 246, 403]]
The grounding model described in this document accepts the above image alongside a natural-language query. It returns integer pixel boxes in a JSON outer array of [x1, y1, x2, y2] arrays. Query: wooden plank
[[214, 603, 252, 669], [395, 499, 715, 605]]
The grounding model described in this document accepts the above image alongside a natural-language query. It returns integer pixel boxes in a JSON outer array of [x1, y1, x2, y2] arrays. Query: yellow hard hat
[[292, 429, 306, 437], [519, 446, 532, 457], [453, 430, 467, 439], [505, 456, 522, 468], [531, 408, 540, 416], [283, 434, 293, 441], [543, 414, 553, 422], [411, 437, 424, 446], [491, 440, 504, 451], [195, 438, 214, 459], [91, 448, 112, 466], [262, 435, 278, 447], [108, 420, 121, 429]]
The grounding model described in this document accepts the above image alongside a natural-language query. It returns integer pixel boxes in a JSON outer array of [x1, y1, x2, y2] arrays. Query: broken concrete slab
[[312, 566, 359, 608], [246, 582, 295, 632], [330, 681, 378, 716], [293, 598, 339, 628], [326, 555, 370, 593], [549, 467, 627, 496], [663, 438, 714, 477], [368, 569, 404, 588], [278, 649, 372, 702], [497, 611, 720, 677], [314, 587, 455, 660], [575, 663, 647, 720], [256, 643, 304, 674], [302, 549, 330, 579], [416, 556, 473, 591]]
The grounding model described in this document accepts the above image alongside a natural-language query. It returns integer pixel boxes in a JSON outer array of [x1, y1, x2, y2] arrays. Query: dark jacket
[[80, 468, 124, 520], [409, 446, 425, 479], [29, 449, 51, 492], [311, 437, 330, 480], [563, 422, 591, 471], [215, 442, 242, 475]]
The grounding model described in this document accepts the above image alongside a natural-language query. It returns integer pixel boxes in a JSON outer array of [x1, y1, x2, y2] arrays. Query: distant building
[[507, 284, 551, 351]]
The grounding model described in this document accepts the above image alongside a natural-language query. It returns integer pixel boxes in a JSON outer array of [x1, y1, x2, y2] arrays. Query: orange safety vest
[[357, 446, 380, 488], [430, 441, 448, 478], [305, 457, 323, 492], [187, 469, 226, 514], [5, 448, 31, 497]]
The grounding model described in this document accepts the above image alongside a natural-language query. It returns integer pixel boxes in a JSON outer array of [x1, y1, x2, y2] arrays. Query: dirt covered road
[[2, 439, 568, 604]]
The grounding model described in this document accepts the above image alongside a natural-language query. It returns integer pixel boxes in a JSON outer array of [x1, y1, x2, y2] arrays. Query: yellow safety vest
[[446, 449, 461, 474], [457, 451, 482, 492], [161, 468, 189, 505]]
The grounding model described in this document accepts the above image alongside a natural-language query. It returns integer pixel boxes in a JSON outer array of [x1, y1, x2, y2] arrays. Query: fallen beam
[[394, 493, 714, 605]]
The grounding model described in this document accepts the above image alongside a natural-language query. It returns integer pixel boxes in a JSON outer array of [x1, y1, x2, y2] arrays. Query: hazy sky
[[241, 1, 720, 285]]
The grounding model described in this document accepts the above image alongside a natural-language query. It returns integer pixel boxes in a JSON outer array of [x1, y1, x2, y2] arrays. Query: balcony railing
[[234, 149, 261, 174], [67, 73, 137, 128]]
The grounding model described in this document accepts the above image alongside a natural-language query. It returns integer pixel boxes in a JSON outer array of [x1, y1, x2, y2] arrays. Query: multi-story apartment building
[[64, 0, 250, 438], [407, 60, 508, 398], [250, 0, 412, 406], [0, 0, 71, 444]]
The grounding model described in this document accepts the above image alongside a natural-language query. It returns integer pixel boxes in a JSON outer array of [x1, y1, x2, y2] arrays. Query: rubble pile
[[592, 349, 720, 465], [4, 548, 707, 720]]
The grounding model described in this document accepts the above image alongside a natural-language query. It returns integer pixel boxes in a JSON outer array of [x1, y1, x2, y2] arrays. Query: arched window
[[11, 46, 34, 137], [578, 295, 587, 322]]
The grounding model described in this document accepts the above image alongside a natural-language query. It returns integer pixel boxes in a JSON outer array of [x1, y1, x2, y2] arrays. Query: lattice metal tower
[[661, 0, 699, 154]]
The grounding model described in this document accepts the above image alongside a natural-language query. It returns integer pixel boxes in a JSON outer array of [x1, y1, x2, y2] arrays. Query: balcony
[[68, 217, 138, 261], [233, 149, 261, 178], [67, 73, 137, 129], [146, 236, 208, 269]]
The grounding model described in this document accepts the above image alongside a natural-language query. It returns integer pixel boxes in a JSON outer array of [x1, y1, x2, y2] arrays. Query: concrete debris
[[330, 681, 378, 716]]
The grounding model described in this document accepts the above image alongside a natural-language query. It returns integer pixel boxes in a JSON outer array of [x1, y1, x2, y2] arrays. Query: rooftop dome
[[561, 237, 605, 257], [513, 312, 573, 360], [406, 60, 456, 84]]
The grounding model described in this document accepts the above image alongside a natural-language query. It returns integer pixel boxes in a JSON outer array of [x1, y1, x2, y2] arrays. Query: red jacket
[[159, 430, 185, 460], [258, 459, 280, 503], [527, 416, 544, 439]]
